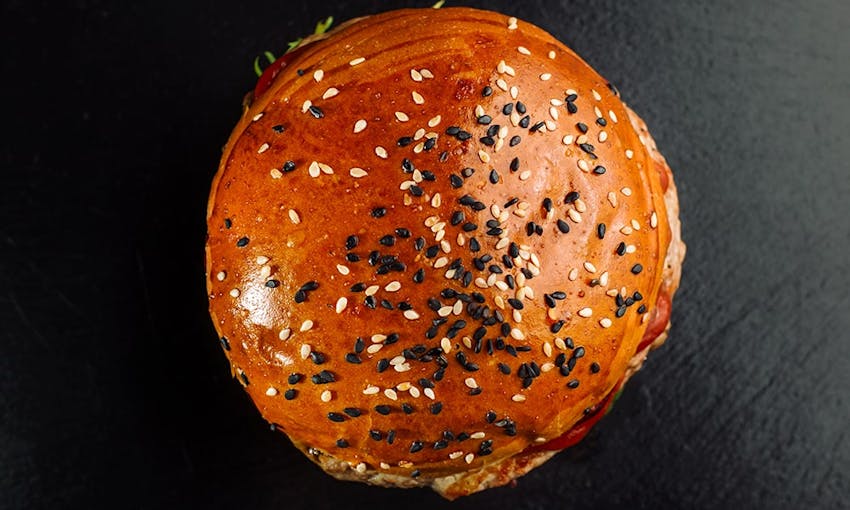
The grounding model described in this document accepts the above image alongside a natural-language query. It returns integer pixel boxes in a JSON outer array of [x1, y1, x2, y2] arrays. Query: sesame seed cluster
[[206, 7, 675, 488]]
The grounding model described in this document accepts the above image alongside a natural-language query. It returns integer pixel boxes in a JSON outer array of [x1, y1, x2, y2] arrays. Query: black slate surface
[[2, 0, 849, 508]]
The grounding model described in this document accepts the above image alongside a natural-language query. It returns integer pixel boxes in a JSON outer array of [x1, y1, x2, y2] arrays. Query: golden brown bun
[[206, 7, 683, 498]]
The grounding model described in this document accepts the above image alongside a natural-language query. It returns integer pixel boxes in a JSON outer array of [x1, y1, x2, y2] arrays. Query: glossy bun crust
[[206, 7, 684, 499]]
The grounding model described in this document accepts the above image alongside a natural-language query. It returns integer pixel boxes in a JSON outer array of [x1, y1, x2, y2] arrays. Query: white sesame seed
[[609, 110, 618, 123], [335, 297, 348, 314], [365, 285, 379, 296], [366, 343, 383, 354], [510, 85, 519, 99], [300, 344, 311, 359], [349, 167, 368, 178], [507, 16, 518, 29], [452, 300, 463, 315], [584, 261, 597, 273], [215, 271, 226, 281], [607, 192, 618, 207], [322, 87, 339, 100], [352, 119, 368, 134], [512, 309, 522, 323], [600, 271, 610, 287], [517, 46, 531, 55], [568, 209, 582, 223], [395, 111, 409, 122], [549, 106, 560, 120], [349, 57, 366, 66], [543, 342, 553, 357], [375, 146, 388, 158], [576, 134, 588, 145], [496, 78, 508, 91], [545, 120, 557, 131], [470, 432, 486, 439], [651, 212, 658, 228], [266, 387, 278, 396], [540, 73, 552, 81], [355, 462, 367, 473], [512, 394, 527, 402], [578, 307, 593, 318], [621, 226, 634, 235], [301, 100, 312, 113], [363, 385, 379, 395], [403, 310, 420, 320], [625, 149, 634, 159], [409, 386, 421, 398], [410, 91, 425, 104], [555, 337, 567, 350], [599, 130, 608, 143], [308, 161, 320, 178], [548, 50, 556, 59], [270, 168, 283, 179], [278, 328, 291, 341], [396, 381, 411, 391], [313, 69, 324, 82], [252, 112, 264, 121], [495, 237, 510, 250], [300, 319, 314, 332], [257, 142, 269, 154], [440, 337, 452, 354], [566, 88, 577, 96], [431, 193, 442, 208], [510, 328, 525, 340], [384, 388, 398, 401], [385, 281, 401, 292], [410, 69, 423, 81], [420, 68, 433, 79], [600, 318, 613, 328], [428, 115, 441, 127], [621, 187, 633, 196], [229, 288, 240, 298], [321, 389, 332, 402], [592, 89, 602, 101], [632, 219, 642, 231], [626, 244, 637, 254], [464, 377, 478, 389], [288, 209, 301, 224], [255, 256, 269, 265], [519, 170, 531, 181]]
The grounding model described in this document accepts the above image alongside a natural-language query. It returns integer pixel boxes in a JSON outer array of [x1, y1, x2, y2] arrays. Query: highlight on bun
[[206, 7, 684, 499]]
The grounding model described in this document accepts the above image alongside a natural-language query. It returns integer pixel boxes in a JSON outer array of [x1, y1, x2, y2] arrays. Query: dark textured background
[[2, 0, 849, 508]]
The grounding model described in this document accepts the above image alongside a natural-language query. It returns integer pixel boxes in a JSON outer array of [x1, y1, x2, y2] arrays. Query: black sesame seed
[[379, 235, 395, 247], [424, 137, 437, 151], [516, 101, 527, 114], [577, 122, 588, 133], [509, 135, 522, 147], [336, 439, 349, 448], [293, 290, 307, 303], [567, 379, 580, 389], [637, 304, 647, 314], [371, 207, 387, 218], [509, 157, 520, 172], [544, 294, 556, 308], [564, 191, 580, 203], [461, 167, 476, 178], [282, 160, 296, 172], [593, 165, 606, 175], [550, 320, 564, 333], [597, 117, 607, 127], [478, 115, 492, 125], [433, 439, 448, 450], [633, 291, 644, 301], [574, 346, 585, 358], [519, 115, 530, 128], [328, 412, 345, 422], [457, 130, 472, 141], [469, 238, 481, 252], [482, 86, 493, 97], [411, 470, 421, 478], [300, 281, 319, 292], [597, 223, 606, 239], [557, 219, 571, 233], [414, 237, 425, 251], [469, 387, 482, 396], [579, 143, 596, 155], [272, 124, 285, 133], [397, 136, 414, 147], [425, 245, 439, 258], [489, 169, 500, 184], [632, 264, 643, 274], [284, 389, 296, 400], [223, 218, 232, 229], [309, 351, 325, 364], [345, 235, 359, 250], [462, 222, 478, 232], [219, 336, 230, 351], [377, 358, 389, 373], [236, 236, 249, 247], [387, 430, 396, 444], [238, 371, 249, 386], [308, 105, 324, 119], [409, 185, 424, 197], [566, 101, 578, 114], [395, 227, 411, 238], [369, 430, 382, 441], [430, 401, 443, 415], [530, 121, 545, 132], [402, 403, 414, 415], [311, 370, 335, 384], [502, 103, 514, 115], [616, 242, 627, 256], [265, 279, 280, 288], [566, 93, 578, 102], [375, 405, 391, 415], [590, 362, 601, 373], [345, 353, 361, 364]]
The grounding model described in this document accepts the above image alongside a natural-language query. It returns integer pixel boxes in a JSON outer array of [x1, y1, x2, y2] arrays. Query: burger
[[205, 6, 685, 499]]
